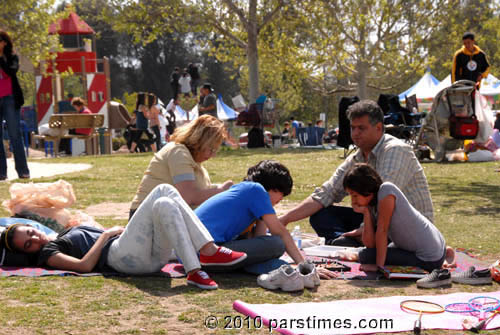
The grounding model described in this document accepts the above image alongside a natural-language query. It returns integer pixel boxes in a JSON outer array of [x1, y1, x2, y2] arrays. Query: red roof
[[49, 12, 95, 35]]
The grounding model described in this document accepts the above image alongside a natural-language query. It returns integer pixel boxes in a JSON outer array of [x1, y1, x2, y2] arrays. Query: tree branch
[[258, 0, 285, 32], [211, 21, 247, 49], [221, 0, 249, 27]]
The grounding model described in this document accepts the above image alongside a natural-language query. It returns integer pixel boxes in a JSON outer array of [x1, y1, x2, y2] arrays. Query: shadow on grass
[[217, 147, 346, 158], [346, 278, 415, 289], [108, 270, 298, 297], [430, 179, 500, 215]]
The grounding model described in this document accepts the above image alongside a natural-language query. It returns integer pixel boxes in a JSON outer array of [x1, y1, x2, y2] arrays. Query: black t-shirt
[[37, 226, 116, 272]]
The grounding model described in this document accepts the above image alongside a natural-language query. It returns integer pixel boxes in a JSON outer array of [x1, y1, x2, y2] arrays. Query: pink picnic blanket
[[233, 291, 500, 335]]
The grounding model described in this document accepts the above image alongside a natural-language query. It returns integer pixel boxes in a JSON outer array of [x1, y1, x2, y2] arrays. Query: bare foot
[[442, 246, 457, 268]]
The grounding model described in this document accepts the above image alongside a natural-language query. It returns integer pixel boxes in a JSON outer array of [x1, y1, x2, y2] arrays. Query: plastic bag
[[39, 123, 68, 137], [2, 180, 102, 229], [475, 94, 494, 143]]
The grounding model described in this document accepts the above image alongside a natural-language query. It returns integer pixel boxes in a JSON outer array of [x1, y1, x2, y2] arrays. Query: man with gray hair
[[280, 100, 433, 247]]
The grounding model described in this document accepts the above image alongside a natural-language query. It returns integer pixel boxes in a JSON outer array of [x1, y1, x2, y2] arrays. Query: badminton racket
[[400, 299, 445, 335], [468, 296, 500, 333], [445, 302, 482, 315]]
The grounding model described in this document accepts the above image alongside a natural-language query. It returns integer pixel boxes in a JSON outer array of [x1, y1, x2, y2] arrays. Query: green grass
[[0, 148, 499, 334]]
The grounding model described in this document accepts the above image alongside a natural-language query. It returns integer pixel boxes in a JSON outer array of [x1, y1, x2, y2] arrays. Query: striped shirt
[[311, 134, 434, 222]]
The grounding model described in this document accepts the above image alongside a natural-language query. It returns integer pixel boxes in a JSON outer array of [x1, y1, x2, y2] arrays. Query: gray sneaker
[[416, 269, 451, 288], [257, 264, 304, 292], [298, 260, 321, 289], [451, 266, 492, 285]]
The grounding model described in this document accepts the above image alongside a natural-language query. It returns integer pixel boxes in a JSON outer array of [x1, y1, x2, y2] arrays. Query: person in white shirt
[[179, 70, 192, 97]]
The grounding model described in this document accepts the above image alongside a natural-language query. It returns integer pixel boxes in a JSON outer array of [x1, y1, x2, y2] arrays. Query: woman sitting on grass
[[0, 184, 246, 290], [342, 163, 453, 272], [129, 115, 233, 219]]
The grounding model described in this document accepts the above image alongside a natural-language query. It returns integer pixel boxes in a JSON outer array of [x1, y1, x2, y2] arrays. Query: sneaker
[[199, 247, 247, 266], [298, 260, 321, 289], [451, 266, 492, 285], [257, 264, 304, 292], [416, 269, 452, 288], [187, 270, 218, 290]]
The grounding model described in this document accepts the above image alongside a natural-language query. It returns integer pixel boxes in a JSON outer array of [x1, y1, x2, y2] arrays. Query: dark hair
[[463, 32, 475, 41], [202, 83, 212, 91], [0, 30, 14, 57], [244, 160, 293, 196], [0, 223, 25, 252], [347, 100, 384, 127], [343, 163, 382, 206]]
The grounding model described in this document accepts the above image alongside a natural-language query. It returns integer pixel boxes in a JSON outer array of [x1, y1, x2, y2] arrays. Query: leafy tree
[[105, 0, 289, 103], [296, 0, 447, 99], [1, 0, 64, 104], [427, 0, 500, 81]]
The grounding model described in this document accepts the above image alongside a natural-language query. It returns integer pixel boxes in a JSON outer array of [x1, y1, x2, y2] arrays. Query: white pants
[[107, 184, 213, 273]]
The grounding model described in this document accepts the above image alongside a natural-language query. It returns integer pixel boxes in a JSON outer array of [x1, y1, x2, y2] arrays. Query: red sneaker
[[199, 247, 247, 266], [187, 270, 218, 290]]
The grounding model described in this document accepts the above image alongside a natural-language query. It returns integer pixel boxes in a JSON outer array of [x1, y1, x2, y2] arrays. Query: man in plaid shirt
[[280, 100, 433, 247]]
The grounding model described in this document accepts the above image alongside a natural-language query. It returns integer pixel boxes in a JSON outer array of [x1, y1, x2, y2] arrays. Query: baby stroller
[[413, 80, 478, 161]]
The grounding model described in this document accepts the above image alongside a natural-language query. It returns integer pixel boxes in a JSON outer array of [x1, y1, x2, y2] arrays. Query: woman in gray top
[[342, 163, 452, 272]]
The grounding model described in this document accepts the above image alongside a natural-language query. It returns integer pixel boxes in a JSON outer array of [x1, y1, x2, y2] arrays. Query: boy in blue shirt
[[195, 160, 305, 269]]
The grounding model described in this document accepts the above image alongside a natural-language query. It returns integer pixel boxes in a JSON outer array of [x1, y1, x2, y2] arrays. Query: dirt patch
[[274, 200, 300, 216], [86, 200, 301, 221], [86, 202, 130, 220]]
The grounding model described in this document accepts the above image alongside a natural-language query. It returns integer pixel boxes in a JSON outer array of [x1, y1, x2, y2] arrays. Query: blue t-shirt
[[291, 120, 299, 130], [195, 182, 275, 243]]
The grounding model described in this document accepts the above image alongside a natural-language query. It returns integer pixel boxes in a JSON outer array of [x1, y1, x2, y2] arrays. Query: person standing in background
[[188, 63, 201, 96], [170, 67, 180, 99], [149, 104, 163, 150], [198, 83, 217, 118], [452, 32, 490, 86], [0, 30, 29, 180], [179, 69, 192, 98]]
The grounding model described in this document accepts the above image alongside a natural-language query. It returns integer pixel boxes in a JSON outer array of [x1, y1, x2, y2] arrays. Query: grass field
[[0, 148, 499, 335]]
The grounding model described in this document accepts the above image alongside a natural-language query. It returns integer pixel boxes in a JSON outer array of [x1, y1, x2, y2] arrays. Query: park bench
[[31, 113, 104, 157]]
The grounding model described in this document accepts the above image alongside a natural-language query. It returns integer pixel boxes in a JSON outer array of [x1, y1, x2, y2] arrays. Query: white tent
[[399, 71, 440, 101], [433, 73, 500, 97]]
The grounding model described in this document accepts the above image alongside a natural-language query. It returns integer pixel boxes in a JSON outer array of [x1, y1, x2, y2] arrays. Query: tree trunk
[[247, 0, 259, 103], [356, 61, 368, 99]]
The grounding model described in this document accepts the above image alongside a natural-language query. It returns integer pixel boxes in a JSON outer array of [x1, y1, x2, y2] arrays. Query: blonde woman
[[129, 115, 233, 219]]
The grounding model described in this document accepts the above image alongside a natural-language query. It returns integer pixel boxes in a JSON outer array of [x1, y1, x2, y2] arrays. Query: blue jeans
[[204, 235, 285, 272], [310, 205, 363, 246], [0, 95, 29, 178], [358, 245, 446, 272]]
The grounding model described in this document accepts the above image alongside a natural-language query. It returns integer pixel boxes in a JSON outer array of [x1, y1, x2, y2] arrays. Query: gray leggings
[[358, 244, 446, 272]]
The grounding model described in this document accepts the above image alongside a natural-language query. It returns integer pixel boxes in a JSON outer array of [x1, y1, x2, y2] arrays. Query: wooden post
[[81, 56, 87, 99], [103, 56, 111, 112]]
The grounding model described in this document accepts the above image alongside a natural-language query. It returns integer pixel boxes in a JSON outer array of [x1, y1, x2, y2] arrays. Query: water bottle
[[292, 225, 302, 249]]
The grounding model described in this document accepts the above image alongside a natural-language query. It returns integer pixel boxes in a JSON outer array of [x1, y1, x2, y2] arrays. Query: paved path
[[4, 158, 92, 181]]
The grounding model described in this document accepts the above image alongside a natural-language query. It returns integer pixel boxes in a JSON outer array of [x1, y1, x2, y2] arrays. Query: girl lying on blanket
[[0, 184, 247, 290], [340, 163, 454, 272]]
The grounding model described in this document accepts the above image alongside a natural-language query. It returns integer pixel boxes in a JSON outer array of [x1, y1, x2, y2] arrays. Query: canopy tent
[[175, 95, 237, 122], [398, 71, 440, 101], [165, 99, 189, 121]]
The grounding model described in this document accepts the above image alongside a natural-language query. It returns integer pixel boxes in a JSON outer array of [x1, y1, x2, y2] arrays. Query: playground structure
[[34, 12, 113, 155]]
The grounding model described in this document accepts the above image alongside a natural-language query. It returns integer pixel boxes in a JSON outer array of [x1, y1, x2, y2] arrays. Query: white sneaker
[[257, 264, 304, 292], [298, 260, 321, 288]]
